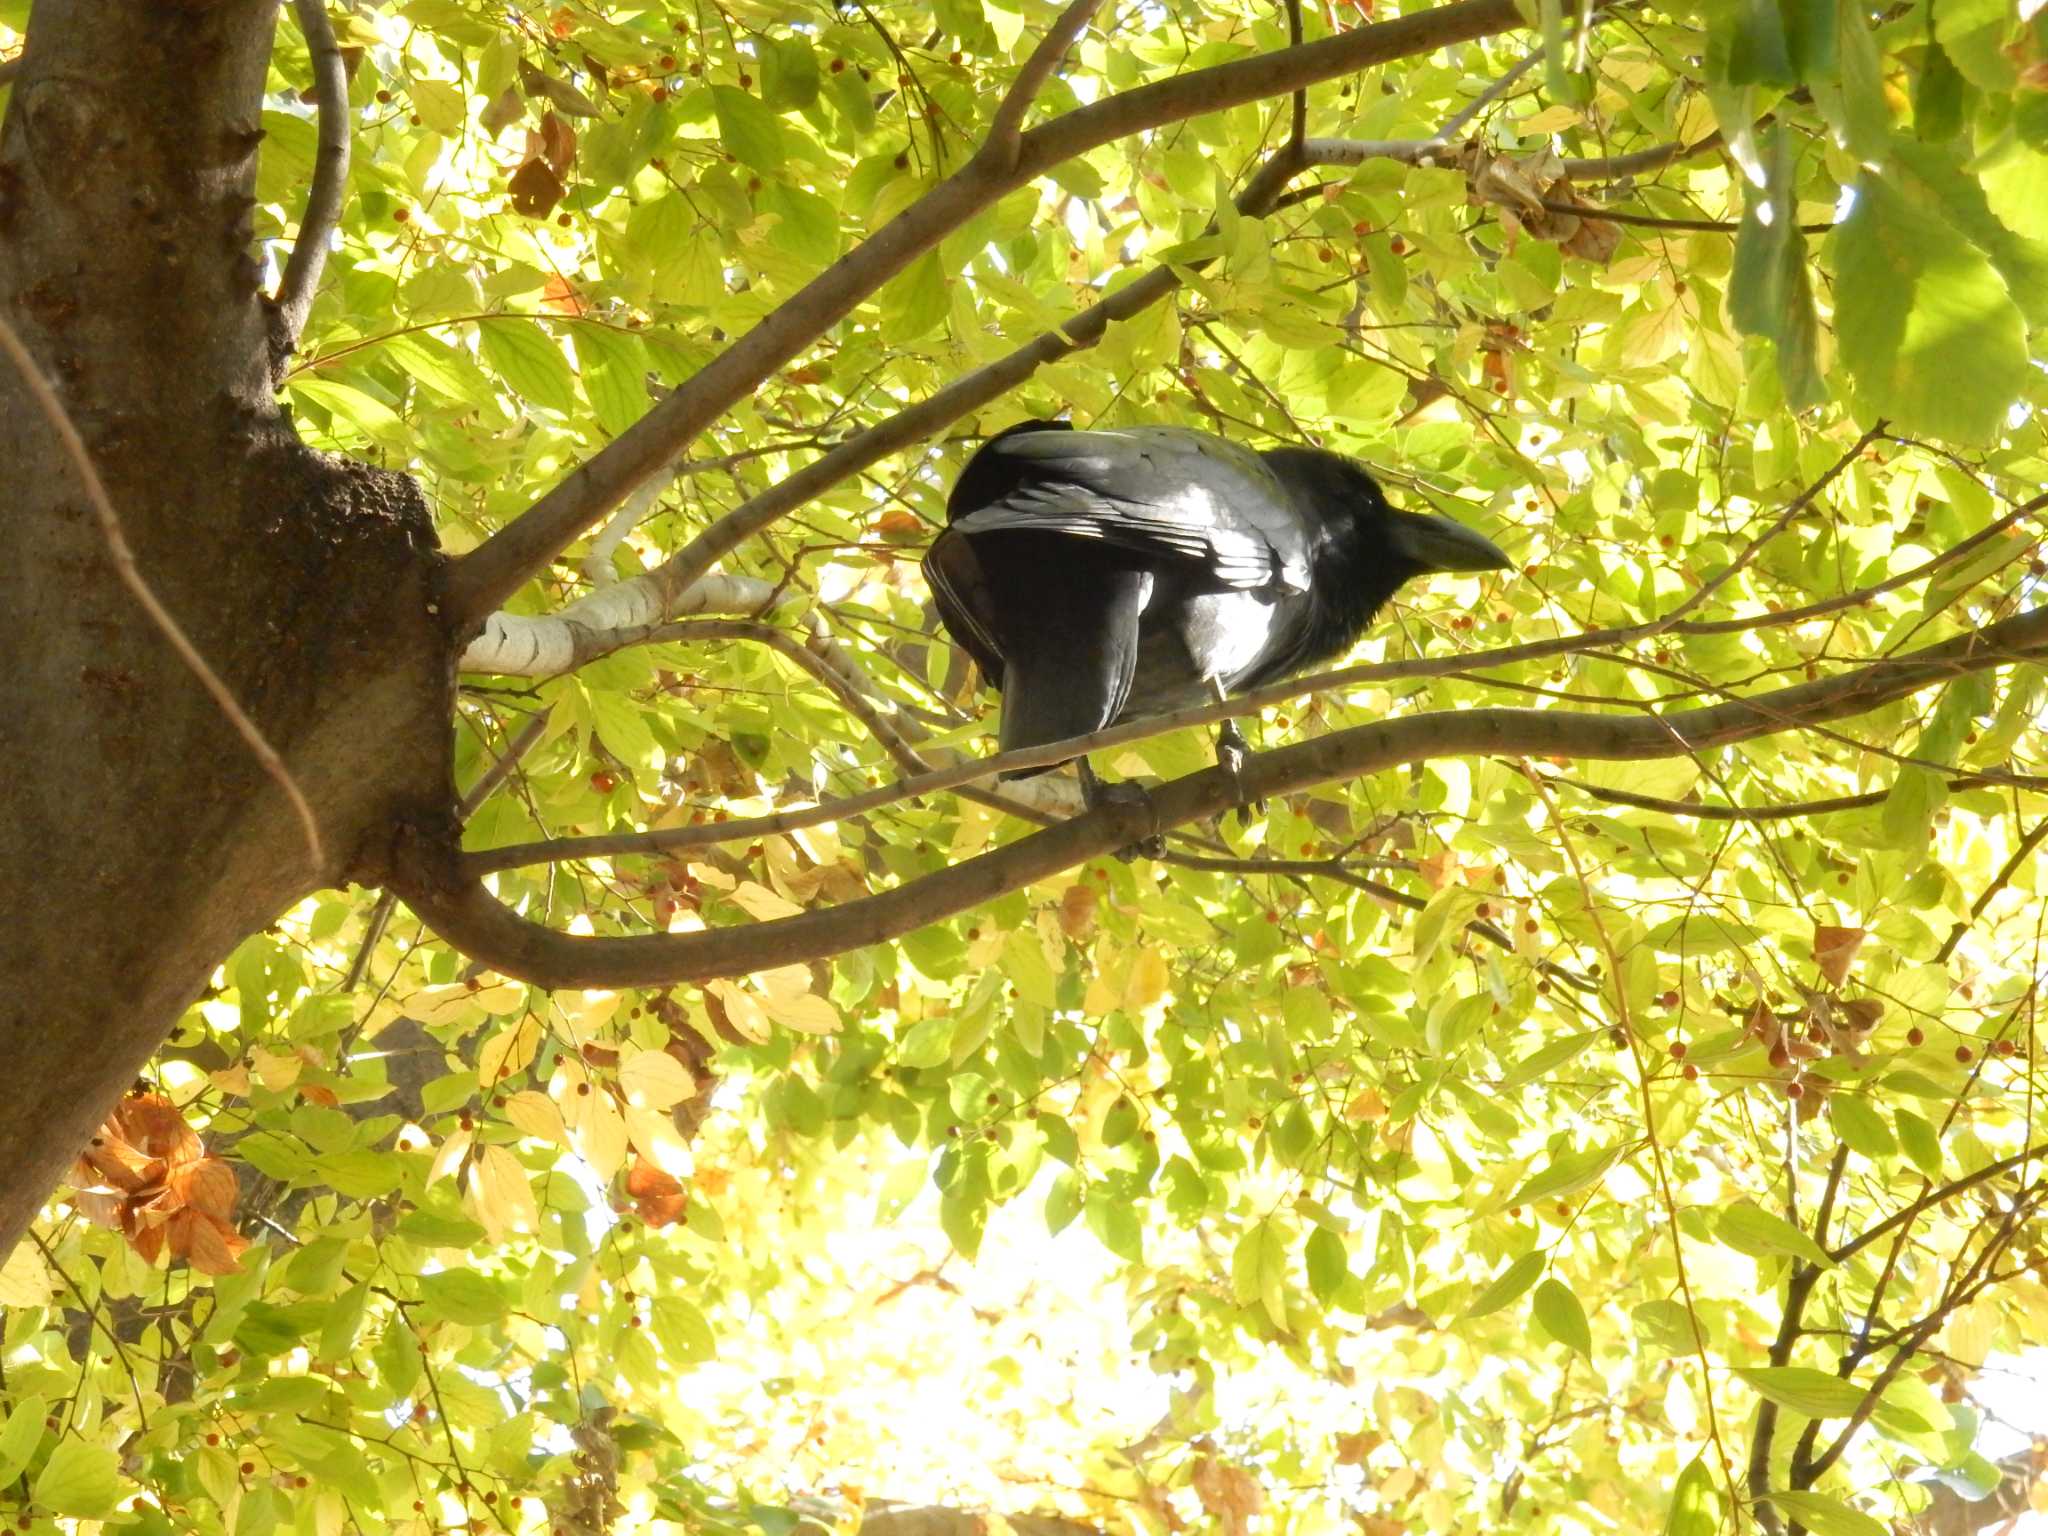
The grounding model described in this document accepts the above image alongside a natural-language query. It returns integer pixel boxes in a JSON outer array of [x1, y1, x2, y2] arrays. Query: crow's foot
[[1216, 720, 1265, 825], [1079, 761, 1165, 861]]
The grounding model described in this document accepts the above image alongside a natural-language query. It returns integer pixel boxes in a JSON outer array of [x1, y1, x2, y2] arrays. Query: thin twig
[[273, 0, 352, 358], [1936, 816, 2048, 964], [0, 314, 323, 868], [1438, 47, 1540, 137]]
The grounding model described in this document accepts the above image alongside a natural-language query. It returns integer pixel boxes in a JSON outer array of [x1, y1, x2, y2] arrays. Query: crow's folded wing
[[945, 426, 1314, 593]]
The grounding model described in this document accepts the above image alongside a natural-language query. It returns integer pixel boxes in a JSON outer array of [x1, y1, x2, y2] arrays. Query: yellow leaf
[[250, 1046, 303, 1091], [1124, 948, 1171, 1011], [708, 980, 772, 1043], [761, 991, 841, 1035], [478, 1016, 541, 1087], [0, 1242, 54, 1307], [619, 1049, 695, 1110], [429, 1127, 473, 1186], [467, 1145, 538, 1240], [1520, 104, 1584, 134], [502, 1089, 567, 1145], [729, 880, 804, 920]]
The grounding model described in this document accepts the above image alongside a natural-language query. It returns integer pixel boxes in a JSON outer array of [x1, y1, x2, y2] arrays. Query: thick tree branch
[[272, 0, 350, 362], [440, 0, 1524, 628], [394, 605, 2048, 988]]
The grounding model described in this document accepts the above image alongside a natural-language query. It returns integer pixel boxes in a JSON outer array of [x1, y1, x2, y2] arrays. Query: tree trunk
[[0, 0, 455, 1253]]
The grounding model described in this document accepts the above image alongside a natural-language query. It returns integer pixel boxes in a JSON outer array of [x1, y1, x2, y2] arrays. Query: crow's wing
[[946, 426, 1314, 593]]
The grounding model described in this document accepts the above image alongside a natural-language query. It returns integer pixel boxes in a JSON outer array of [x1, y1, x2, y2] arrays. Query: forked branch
[[441, 0, 1524, 628]]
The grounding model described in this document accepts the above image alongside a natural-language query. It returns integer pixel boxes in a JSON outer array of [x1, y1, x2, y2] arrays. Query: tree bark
[[0, 0, 454, 1255]]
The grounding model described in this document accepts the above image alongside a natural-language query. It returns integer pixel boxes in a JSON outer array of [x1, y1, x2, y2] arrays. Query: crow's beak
[[1393, 511, 1512, 573]]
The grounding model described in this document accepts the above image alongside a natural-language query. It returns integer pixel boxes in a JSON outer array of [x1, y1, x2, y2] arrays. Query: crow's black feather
[[924, 420, 1510, 786]]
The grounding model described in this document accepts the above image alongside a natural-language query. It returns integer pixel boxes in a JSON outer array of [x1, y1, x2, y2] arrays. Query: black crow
[[924, 420, 1510, 809]]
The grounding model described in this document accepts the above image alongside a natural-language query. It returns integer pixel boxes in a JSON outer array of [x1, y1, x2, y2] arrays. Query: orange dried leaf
[[625, 1158, 688, 1228], [1814, 925, 1866, 987]]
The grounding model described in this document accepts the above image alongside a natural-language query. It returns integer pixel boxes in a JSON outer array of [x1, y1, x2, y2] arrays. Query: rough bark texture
[[0, 0, 455, 1254]]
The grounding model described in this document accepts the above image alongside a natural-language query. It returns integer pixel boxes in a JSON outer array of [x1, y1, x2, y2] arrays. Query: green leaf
[[1501, 1030, 1599, 1089], [712, 86, 784, 174], [878, 250, 950, 342], [1760, 1490, 1886, 1536], [1716, 1201, 1834, 1266], [0, 1394, 47, 1485], [1896, 1107, 1943, 1178], [1830, 1095, 1896, 1159], [1464, 1250, 1545, 1320], [1502, 1141, 1625, 1210], [1736, 1365, 1868, 1418], [1727, 129, 1824, 409], [1887, 137, 2048, 325], [1834, 174, 2029, 443], [650, 1297, 716, 1363], [31, 1438, 121, 1518], [1231, 1219, 1289, 1328], [417, 1268, 509, 1326], [1046, 1171, 1083, 1235], [477, 318, 577, 414], [1664, 1456, 1720, 1536], [320, 1282, 370, 1362], [576, 325, 647, 438], [1532, 1277, 1593, 1356], [383, 333, 493, 406], [1305, 1225, 1349, 1304]]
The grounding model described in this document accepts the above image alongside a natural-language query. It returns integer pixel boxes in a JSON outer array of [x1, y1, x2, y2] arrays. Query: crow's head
[[1265, 446, 1512, 584]]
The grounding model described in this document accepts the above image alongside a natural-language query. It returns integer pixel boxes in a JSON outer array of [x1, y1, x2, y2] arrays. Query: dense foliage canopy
[[3, 0, 2047, 1531]]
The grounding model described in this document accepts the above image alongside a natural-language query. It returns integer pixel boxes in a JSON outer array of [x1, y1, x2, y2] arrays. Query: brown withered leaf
[[508, 157, 567, 218], [1457, 142, 1621, 266], [480, 84, 524, 135], [1190, 1455, 1264, 1536], [1814, 925, 1867, 987], [69, 1092, 247, 1274], [1059, 881, 1099, 941], [534, 111, 577, 176], [625, 1158, 688, 1228]]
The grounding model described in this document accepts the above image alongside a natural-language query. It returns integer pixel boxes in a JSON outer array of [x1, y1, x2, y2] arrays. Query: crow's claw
[[1079, 761, 1164, 861], [1216, 721, 1265, 825]]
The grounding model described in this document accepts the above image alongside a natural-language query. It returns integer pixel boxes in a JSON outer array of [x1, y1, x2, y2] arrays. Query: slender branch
[[0, 54, 19, 87], [1544, 769, 2048, 822], [1746, 1153, 1849, 1530], [0, 314, 324, 869], [1654, 425, 1882, 632], [398, 604, 2048, 988], [1935, 816, 2048, 964], [985, 0, 1104, 165], [1533, 195, 1828, 234], [1829, 1142, 2048, 1266], [440, 0, 1524, 627], [272, 0, 351, 360], [1438, 47, 1540, 137]]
